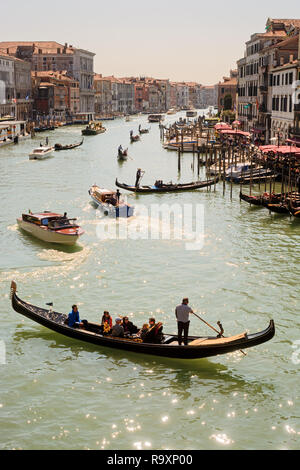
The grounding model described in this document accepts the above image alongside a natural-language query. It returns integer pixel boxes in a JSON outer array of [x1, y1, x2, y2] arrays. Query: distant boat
[[148, 114, 164, 123], [54, 140, 83, 151], [29, 146, 54, 160], [17, 211, 84, 245], [138, 125, 150, 134], [118, 148, 128, 160], [82, 121, 106, 135], [186, 110, 197, 118]]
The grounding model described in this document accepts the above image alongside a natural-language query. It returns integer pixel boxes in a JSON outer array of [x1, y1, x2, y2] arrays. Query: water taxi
[[89, 185, 134, 218], [17, 211, 84, 245], [29, 146, 54, 160]]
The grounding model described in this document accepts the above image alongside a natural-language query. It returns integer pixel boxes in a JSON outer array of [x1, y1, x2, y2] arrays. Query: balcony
[[259, 85, 268, 93], [294, 104, 300, 112]]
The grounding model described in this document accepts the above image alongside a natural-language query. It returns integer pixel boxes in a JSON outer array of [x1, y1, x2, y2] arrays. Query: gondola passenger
[[67, 305, 84, 329], [100, 311, 113, 335], [142, 318, 164, 344], [111, 318, 124, 337], [122, 316, 139, 336]]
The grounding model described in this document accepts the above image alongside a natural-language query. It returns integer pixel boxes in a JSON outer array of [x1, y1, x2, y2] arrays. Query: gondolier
[[135, 168, 144, 188], [175, 298, 194, 346]]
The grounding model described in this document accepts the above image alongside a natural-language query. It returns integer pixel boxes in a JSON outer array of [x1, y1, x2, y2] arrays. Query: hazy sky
[[1, 0, 299, 84]]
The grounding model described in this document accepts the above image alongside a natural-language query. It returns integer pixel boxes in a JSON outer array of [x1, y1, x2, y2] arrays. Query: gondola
[[118, 148, 128, 160], [267, 203, 290, 215], [115, 177, 219, 193], [288, 199, 300, 218], [240, 192, 266, 207], [10, 282, 275, 360], [54, 140, 83, 151], [240, 192, 295, 208], [130, 134, 140, 143], [138, 125, 150, 134]]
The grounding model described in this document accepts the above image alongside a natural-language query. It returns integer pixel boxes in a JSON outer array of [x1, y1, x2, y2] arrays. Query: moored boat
[[29, 146, 54, 160], [17, 211, 84, 245], [89, 184, 134, 218], [116, 177, 219, 193], [288, 198, 300, 218], [10, 281, 275, 360]]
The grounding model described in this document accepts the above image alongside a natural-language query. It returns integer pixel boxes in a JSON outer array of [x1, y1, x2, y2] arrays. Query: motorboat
[[29, 146, 54, 160], [89, 185, 134, 218], [17, 211, 84, 245]]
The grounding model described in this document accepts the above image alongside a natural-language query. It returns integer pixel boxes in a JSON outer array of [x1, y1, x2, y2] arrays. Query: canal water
[[0, 112, 299, 450]]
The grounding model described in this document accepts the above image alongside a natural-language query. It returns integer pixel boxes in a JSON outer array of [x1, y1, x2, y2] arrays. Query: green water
[[0, 112, 299, 450]]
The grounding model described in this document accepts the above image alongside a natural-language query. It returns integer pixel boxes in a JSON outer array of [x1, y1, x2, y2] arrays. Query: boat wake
[[0, 245, 91, 285]]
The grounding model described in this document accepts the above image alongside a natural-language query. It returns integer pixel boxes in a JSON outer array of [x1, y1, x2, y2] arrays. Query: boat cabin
[[92, 188, 118, 205], [22, 212, 78, 229]]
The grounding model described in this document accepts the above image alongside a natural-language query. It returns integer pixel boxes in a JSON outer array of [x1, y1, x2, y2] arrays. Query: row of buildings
[[235, 18, 300, 145], [0, 40, 221, 124]]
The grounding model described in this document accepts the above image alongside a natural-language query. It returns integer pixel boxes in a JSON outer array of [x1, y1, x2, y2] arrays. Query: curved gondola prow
[[10, 280, 17, 299]]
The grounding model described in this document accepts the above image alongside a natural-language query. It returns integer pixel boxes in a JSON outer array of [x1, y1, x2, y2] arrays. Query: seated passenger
[[67, 305, 84, 329], [111, 318, 124, 337], [138, 324, 150, 341], [122, 316, 139, 336], [142, 318, 164, 344], [100, 311, 113, 335]]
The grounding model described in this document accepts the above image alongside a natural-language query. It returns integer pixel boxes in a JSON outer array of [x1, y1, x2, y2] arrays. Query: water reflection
[[12, 325, 274, 398]]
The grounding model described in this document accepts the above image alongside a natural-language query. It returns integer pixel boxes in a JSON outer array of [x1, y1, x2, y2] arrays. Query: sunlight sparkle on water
[[211, 434, 234, 446]]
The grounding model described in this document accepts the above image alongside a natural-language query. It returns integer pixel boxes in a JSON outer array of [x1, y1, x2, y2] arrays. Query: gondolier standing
[[175, 298, 194, 346], [135, 168, 144, 188]]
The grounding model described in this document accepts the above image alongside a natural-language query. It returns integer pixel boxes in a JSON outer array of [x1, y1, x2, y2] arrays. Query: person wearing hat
[[111, 317, 124, 337], [175, 298, 194, 346]]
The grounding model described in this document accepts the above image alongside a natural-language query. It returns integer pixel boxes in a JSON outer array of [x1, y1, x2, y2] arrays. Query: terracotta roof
[[269, 18, 300, 28], [0, 41, 75, 54]]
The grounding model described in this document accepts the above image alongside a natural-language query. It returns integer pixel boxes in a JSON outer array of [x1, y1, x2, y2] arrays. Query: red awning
[[215, 122, 232, 131], [259, 145, 300, 156], [219, 129, 251, 137]]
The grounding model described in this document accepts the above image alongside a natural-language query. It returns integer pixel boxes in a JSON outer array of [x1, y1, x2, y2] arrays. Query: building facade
[[0, 41, 95, 120], [237, 18, 300, 142], [218, 70, 238, 113]]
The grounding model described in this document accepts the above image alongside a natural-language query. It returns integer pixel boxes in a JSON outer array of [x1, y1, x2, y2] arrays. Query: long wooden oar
[[192, 312, 247, 356]]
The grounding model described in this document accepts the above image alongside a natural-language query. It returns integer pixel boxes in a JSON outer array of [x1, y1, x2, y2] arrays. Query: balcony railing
[[259, 85, 268, 93]]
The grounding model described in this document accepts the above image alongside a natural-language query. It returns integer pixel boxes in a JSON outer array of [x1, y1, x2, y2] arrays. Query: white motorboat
[[29, 146, 54, 160], [89, 185, 134, 218], [17, 211, 84, 245]]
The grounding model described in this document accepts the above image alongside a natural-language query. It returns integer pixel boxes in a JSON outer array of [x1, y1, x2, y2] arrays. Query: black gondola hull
[[11, 288, 275, 360], [116, 178, 219, 193]]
